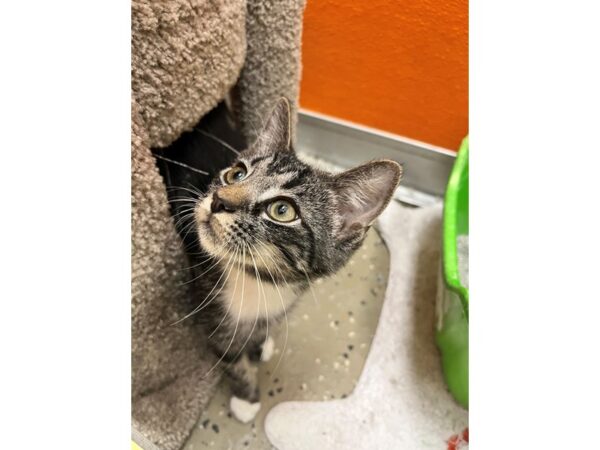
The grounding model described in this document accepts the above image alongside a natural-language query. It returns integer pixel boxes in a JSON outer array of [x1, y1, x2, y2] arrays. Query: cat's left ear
[[333, 160, 403, 237], [257, 97, 292, 153]]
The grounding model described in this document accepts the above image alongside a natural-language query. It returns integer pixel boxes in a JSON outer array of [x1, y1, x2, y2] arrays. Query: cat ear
[[256, 97, 292, 152], [333, 160, 403, 236]]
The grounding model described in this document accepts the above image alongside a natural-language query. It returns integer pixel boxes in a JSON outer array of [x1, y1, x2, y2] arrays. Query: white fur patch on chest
[[221, 266, 297, 323]]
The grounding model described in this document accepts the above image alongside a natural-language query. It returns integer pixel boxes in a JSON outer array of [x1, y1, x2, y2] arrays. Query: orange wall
[[299, 0, 468, 150]]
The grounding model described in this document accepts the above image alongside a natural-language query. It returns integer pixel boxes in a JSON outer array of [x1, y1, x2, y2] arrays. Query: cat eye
[[223, 165, 247, 184], [266, 199, 298, 223]]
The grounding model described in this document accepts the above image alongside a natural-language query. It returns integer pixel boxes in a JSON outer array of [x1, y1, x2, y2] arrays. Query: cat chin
[[196, 224, 220, 256], [197, 225, 238, 262]]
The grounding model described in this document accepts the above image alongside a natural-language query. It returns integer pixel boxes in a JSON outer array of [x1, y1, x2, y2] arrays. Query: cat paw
[[261, 336, 274, 362], [230, 396, 261, 423]]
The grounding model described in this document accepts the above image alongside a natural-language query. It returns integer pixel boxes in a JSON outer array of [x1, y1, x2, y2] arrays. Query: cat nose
[[211, 192, 237, 213]]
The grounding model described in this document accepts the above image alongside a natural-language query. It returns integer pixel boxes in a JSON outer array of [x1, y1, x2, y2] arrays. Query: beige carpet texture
[[131, 1, 306, 449]]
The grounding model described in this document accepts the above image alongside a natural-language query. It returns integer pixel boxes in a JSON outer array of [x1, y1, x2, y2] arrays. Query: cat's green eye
[[224, 165, 247, 184], [267, 200, 297, 223]]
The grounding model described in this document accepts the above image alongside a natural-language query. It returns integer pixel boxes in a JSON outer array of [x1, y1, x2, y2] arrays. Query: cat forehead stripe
[[257, 187, 293, 203], [250, 155, 269, 165]]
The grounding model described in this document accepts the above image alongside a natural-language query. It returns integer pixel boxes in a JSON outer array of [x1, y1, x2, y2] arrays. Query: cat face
[[195, 99, 402, 283]]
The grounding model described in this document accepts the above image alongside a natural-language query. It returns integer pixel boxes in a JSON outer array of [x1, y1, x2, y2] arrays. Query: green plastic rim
[[443, 136, 469, 320]]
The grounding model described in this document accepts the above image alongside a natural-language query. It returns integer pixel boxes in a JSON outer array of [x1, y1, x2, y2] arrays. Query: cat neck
[[220, 264, 300, 323]]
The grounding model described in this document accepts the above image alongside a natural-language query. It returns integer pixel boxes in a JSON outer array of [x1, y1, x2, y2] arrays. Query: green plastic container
[[436, 136, 469, 408]]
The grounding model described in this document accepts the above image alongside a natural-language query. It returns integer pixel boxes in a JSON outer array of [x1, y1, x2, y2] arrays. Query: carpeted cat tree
[[131, 1, 306, 449]]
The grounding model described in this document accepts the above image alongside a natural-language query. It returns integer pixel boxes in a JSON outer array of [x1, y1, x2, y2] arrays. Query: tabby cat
[[159, 98, 402, 423]]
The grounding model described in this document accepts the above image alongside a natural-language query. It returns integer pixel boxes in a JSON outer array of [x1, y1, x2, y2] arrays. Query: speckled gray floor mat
[[265, 201, 468, 449]]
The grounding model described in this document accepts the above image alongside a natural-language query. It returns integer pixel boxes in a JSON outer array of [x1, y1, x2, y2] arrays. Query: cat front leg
[[222, 353, 261, 423], [247, 335, 275, 363]]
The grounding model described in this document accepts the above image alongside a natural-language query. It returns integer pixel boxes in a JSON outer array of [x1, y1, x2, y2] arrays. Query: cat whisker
[[181, 245, 240, 321], [204, 244, 247, 378], [207, 245, 243, 339], [181, 236, 203, 254], [166, 193, 196, 199], [170, 249, 237, 326], [172, 210, 196, 230], [167, 184, 205, 198], [301, 267, 320, 306], [183, 247, 230, 285], [167, 198, 197, 204], [255, 241, 294, 291], [178, 217, 200, 243], [250, 242, 294, 376], [169, 204, 196, 217], [231, 245, 262, 361], [167, 199, 200, 211], [178, 252, 218, 272], [195, 129, 240, 156], [153, 153, 210, 176], [185, 181, 204, 192], [173, 206, 197, 216], [178, 247, 218, 269], [249, 242, 270, 351], [184, 182, 205, 195], [252, 244, 289, 377], [204, 250, 243, 374], [172, 214, 196, 230]]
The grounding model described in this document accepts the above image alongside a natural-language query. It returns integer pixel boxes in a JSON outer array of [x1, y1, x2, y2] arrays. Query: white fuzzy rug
[[265, 202, 469, 449]]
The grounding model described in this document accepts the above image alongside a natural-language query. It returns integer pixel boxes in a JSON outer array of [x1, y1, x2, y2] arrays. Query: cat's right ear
[[256, 97, 292, 153], [333, 160, 403, 238]]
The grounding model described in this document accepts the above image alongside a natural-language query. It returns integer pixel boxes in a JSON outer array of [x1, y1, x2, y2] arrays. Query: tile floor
[[183, 228, 390, 449]]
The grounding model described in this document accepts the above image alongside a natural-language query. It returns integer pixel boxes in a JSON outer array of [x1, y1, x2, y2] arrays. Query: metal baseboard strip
[[296, 110, 456, 206]]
